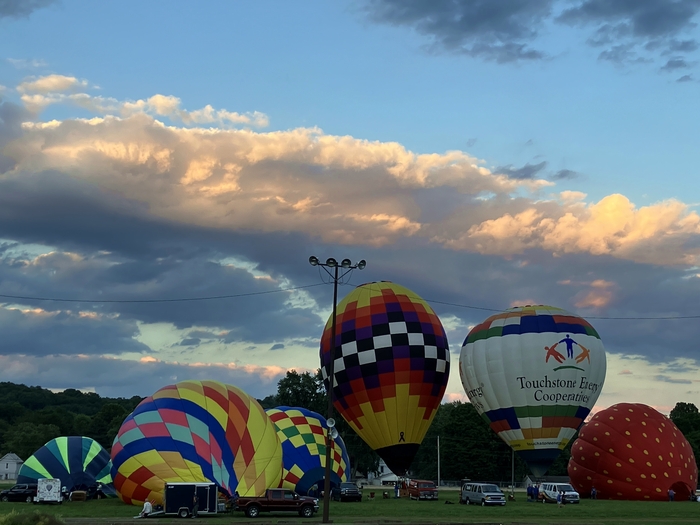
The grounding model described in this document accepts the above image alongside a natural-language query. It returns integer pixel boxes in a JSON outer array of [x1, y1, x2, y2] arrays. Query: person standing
[[590, 486, 597, 500], [192, 492, 199, 518], [557, 491, 563, 508], [668, 488, 675, 502]]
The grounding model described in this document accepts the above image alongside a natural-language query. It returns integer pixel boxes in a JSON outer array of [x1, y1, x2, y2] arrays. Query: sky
[[1, 0, 700, 415]]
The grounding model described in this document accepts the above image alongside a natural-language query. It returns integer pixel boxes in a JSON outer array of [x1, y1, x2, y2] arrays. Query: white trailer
[[35, 478, 63, 504]]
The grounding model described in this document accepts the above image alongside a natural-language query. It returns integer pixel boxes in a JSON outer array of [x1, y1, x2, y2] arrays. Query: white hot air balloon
[[459, 305, 606, 476]]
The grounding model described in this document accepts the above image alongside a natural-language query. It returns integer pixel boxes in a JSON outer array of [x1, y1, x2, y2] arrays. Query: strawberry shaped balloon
[[568, 403, 697, 501]]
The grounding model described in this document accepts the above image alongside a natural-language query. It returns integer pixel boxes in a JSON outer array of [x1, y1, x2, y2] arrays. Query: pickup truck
[[236, 489, 319, 518]]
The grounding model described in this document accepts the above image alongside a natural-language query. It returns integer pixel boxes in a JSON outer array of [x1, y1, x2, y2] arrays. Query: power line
[[0, 282, 325, 304], [0, 282, 698, 320], [424, 298, 700, 320]]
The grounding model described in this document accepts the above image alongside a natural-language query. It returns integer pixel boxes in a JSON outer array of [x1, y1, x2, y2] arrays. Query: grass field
[[1, 491, 700, 525]]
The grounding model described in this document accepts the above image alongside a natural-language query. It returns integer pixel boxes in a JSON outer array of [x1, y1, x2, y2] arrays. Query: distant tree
[[670, 402, 700, 434], [89, 403, 129, 449], [670, 402, 700, 470], [19, 407, 76, 436], [410, 401, 528, 482], [257, 395, 278, 410], [73, 414, 92, 436], [275, 370, 326, 415], [0, 401, 26, 424], [3, 422, 61, 460]]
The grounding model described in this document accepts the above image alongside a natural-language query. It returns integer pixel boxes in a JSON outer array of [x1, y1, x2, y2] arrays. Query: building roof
[[0, 453, 23, 463], [525, 475, 571, 483]]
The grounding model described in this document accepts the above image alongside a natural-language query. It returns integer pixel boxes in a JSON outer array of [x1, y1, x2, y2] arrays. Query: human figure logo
[[545, 334, 591, 371]]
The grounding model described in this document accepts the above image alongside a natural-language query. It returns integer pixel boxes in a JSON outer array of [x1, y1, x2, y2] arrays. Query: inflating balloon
[[459, 305, 606, 476], [568, 403, 697, 500], [111, 380, 282, 505], [266, 406, 349, 495], [18, 436, 115, 496], [320, 281, 450, 475]]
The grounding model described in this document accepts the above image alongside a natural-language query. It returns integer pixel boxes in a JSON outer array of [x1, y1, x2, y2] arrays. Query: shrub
[[0, 511, 65, 525]]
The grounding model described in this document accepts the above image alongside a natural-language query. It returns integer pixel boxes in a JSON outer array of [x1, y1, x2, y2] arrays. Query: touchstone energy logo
[[544, 334, 591, 371]]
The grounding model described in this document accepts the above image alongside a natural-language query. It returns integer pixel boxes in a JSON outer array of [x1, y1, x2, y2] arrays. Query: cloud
[[558, 0, 700, 65], [676, 73, 694, 81], [17, 74, 88, 94], [362, 0, 554, 63], [0, 353, 288, 399], [0, 99, 32, 172], [4, 78, 700, 409], [0, 0, 57, 19], [660, 56, 691, 71], [7, 58, 48, 69], [364, 0, 700, 71], [436, 193, 700, 265], [494, 161, 547, 180], [14, 76, 268, 127], [0, 305, 149, 356], [551, 168, 579, 180]]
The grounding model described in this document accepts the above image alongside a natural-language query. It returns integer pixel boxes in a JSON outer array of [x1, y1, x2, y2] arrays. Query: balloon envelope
[[111, 380, 282, 505], [568, 403, 698, 500], [18, 436, 115, 496], [320, 281, 450, 475], [266, 406, 350, 495], [459, 305, 606, 476]]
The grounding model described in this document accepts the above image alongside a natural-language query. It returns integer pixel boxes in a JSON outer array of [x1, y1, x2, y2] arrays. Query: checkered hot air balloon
[[459, 305, 607, 477], [110, 380, 283, 506], [320, 281, 450, 476], [266, 406, 350, 495], [18, 436, 115, 496]]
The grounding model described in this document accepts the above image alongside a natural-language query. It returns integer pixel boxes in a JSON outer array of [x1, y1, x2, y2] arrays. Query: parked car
[[407, 479, 438, 501], [331, 482, 362, 502], [0, 484, 38, 503], [540, 482, 580, 504], [459, 482, 506, 506]]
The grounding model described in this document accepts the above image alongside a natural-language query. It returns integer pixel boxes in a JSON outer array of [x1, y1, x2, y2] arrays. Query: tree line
[[2, 377, 698, 485]]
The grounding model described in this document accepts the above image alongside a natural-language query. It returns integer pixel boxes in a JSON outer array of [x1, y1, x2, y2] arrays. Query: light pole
[[309, 256, 366, 524]]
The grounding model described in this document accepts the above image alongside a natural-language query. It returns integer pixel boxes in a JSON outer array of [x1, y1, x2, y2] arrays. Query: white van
[[540, 482, 579, 504], [459, 482, 506, 506]]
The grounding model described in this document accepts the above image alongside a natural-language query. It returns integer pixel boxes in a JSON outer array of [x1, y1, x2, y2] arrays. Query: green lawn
[[1, 492, 700, 525]]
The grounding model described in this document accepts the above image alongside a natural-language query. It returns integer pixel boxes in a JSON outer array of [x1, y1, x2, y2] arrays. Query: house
[[0, 453, 23, 481], [362, 459, 413, 486]]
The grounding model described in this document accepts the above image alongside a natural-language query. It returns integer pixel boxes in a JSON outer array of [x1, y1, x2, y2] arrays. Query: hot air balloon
[[320, 281, 450, 475], [568, 403, 697, 501], [110, 380, 282, 505], [17, 436, 115, 497], [459, 305, 606, 476], [266, 406, 350, 495]]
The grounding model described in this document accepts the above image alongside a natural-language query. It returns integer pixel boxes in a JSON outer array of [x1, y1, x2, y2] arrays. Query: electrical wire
[[0, 282, 325, 304], [0, 282, 698, 319]]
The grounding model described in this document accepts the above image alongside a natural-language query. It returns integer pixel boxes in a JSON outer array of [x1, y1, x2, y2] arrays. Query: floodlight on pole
[[308, 255, 366, 524]]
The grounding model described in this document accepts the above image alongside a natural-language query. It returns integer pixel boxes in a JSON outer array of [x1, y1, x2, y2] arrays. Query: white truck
[[35, 478, 63, 504]]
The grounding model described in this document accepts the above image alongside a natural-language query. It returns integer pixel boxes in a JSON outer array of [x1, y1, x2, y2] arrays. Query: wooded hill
[[1, 376, 698, 484]]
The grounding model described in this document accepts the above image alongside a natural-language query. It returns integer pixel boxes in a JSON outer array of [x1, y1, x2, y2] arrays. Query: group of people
[[526, 484, 541, 502]]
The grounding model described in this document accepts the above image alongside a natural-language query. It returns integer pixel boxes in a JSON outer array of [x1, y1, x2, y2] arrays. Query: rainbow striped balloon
[[111, 380, 282, 505], [459, 305, 607, 477], [266, 406, 350, 495]]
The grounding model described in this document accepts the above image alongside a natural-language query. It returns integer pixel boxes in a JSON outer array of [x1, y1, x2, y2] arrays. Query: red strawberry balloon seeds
[[568, 403, 697, 500]]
